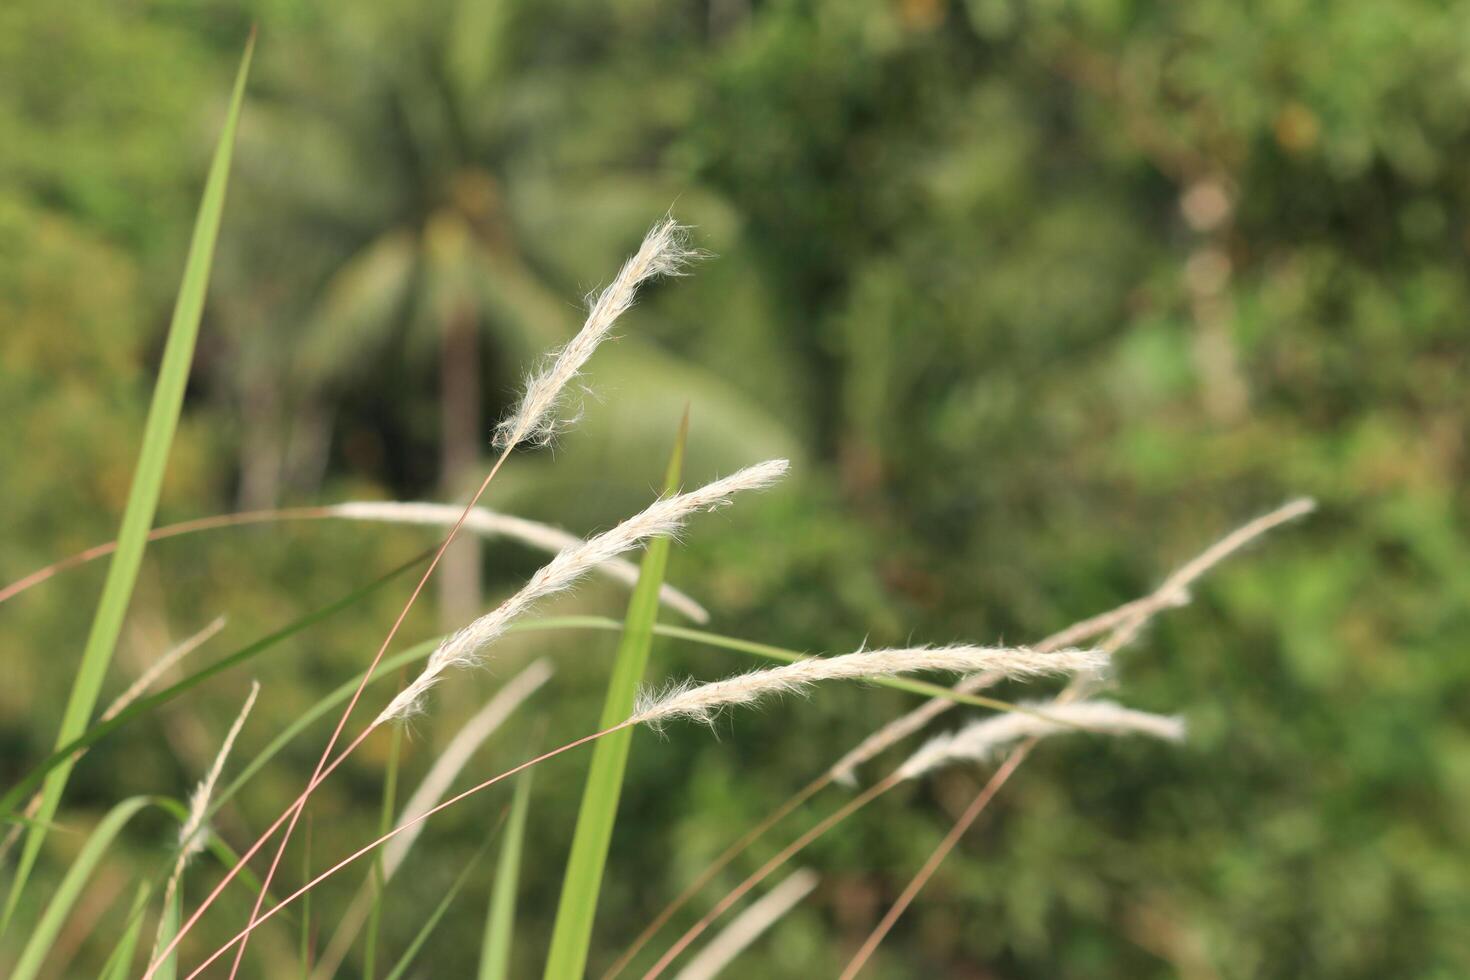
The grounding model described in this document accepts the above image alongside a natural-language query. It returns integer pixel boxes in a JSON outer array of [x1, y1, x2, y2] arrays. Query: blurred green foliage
[[3, 0, 1469, 977]]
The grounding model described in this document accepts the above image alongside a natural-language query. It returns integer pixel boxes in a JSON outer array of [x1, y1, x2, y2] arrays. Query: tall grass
[[1, 32, 255, 939], [0, 32, 1315, 980]]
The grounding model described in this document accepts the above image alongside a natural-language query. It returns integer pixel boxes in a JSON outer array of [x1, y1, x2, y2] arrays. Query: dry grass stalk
[[829, 496, 1315, 787], [311, 660, 553, 980], [153, 682, 259, 958], [494, 218, 695, 450], [380, 659, 553, 872], [838, 498, 1317, 976], [378, 459, 788, 724], [637, 499, 1314, 979], [604, 588, 1170, 978], [673, 869, 819, 980], [104, 616, 228, 723], [167, 216, 702, 980], [895, 699, 1185, 781], [329, 502, 708, 621], [631, 645, 1106, 729]]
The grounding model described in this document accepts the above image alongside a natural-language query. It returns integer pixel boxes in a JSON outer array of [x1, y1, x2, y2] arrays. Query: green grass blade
[[152, 881, 181, 980], [364, 717, 404, 979], [11, 796, 160, 980], [88, 810, 287, 980], [98, 882, 152, 980], [2, 34, 255, 932], [382, 841, 490, 980], [543, 413, 688, 980], [479, 770, 533, 980], [0, 551, 428, 822]]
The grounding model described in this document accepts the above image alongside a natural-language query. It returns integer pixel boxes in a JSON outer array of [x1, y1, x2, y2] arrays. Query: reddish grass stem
[[601, 772, 834, 979], [223, 446, 515, 978], [640, 774, 903, 980], [145, 448, 514, 979], [837, 743, 1034, 978], [180, 720, 636, 980], [0, 507, 328, 605]]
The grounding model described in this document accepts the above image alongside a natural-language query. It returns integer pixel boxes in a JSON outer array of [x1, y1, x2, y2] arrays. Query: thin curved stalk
[[0, 503, 708, 622]]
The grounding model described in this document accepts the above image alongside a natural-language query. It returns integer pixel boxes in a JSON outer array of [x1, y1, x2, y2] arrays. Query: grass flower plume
[[895, 699, 1185, 781], [376, 459, 788, 724], [632, 644, 1107, 729], [494, 217, 696, 451]]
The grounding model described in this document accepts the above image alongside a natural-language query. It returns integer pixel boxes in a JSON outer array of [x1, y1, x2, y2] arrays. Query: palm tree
[[212, 0, 801, 627]]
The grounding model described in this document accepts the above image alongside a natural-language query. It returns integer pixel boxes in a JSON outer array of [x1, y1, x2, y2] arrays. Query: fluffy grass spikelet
[[494, 218, 696, 451], [376, 459, 788, 724], [154, 681, 260, 961], [180, 681, 260, 859], [631, 644, 1107, 730], [896, 699, 1185, 781]]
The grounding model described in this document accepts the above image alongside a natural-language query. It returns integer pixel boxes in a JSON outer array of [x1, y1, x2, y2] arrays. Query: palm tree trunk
[[439, 305, 483, 630]]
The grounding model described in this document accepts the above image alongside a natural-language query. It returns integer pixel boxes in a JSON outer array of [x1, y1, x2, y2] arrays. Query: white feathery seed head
[[494, 217, 696, 451], [895, 699, 1185, 782], [179, 681, 260, 860], [154, 682, 258, 963], [630, 644, 1107, 730], [327, 500, 708, 622], [376, 459, 788, 724], [827, 497, 1313, 787]]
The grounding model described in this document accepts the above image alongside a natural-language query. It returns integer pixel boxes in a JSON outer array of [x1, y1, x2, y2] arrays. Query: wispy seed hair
[[494, 217, 696, 451], [154, 682, 259, 961], [179, 681, 260, 859], [631, 644, 1107, 729], [827, 496, 1313, 786], [376, 459, 788, 724], [895, 699, 1185, 781]]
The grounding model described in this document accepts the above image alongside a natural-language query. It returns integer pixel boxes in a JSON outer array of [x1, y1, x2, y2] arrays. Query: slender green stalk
[[98, 883, 152, 980], [479, 771, 533, 980], [11, 796, 163, 980], [364, 716, 405, 979], [2, 34, 254, 933], [152, 882, 181, 980], [543, 412, 687, 979], [382, 842, 490, 980]]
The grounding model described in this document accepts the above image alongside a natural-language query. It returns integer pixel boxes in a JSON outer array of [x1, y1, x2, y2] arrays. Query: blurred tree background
[[3, 0, 1469, 976]]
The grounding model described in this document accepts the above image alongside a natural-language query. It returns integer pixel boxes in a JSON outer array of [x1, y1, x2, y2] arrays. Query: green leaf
[[11, 796, 160, 980], [364, 715, 404, 980], [0, 550, 428, 823], [2, 34, 254, 932], [543, 412, 688, 980], [479, 770, 533, 980], [381, 841, 490, 980], [153, 879, 181, 980], [98, 883, 152, 980]]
